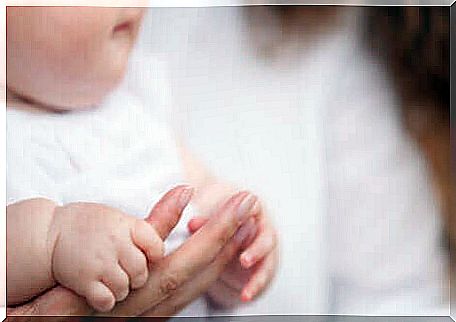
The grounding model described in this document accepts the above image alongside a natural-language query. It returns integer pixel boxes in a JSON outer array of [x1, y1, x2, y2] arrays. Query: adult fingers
[[158, 192, 257, 282], [104, 191, 258, 317], [218, 218, 258, 290], [5, 186, 194, 321], [189, 216, 258, 252], [6, 287, 92, 322], [140, 223, 251, 317], [218, 262, 253, 292], [145, 185, 194, 240], [206, 279, 242, 309], [187, 199, 260, 234]]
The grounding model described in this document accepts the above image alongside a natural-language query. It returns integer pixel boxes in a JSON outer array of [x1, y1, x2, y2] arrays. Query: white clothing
[[6, 68, 208, 316], [138, 6, 449, 316]]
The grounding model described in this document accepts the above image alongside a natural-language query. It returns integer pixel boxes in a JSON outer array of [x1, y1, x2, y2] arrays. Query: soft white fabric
[[138, 7, 330, 315], [6, 7, 450, 317], [320, 13, 449, 316], [6, 68, 208, 316], [138, 6, 449, 316]]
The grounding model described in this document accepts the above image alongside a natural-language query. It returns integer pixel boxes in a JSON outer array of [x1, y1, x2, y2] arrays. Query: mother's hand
[[6, 186, 257, 321]]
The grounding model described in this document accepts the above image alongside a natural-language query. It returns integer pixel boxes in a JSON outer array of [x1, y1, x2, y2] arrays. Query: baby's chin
[[48, 90, 115, 111], [40, 67, 129, 111], [13, 82, 120, 112]]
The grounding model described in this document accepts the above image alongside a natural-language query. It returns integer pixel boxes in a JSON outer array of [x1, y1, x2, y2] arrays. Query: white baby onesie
[[6, 84, 208, 316]]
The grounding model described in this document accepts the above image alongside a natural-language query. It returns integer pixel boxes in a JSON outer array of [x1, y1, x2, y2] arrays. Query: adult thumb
[[145, 185, 194, 240]]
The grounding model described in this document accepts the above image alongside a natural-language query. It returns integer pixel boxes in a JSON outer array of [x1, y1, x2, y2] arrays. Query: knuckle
[[94, 251, 109, 266], [100, 265, 114, 280], [159, 272, 180, 296], [79, 260, 100, 279], [129, 258, 147, 278], [216, 233, 230, 247]]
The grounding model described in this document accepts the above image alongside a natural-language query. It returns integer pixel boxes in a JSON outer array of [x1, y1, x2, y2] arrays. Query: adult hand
[[188, 198, 279, 308], [6, 186, 257, 321]]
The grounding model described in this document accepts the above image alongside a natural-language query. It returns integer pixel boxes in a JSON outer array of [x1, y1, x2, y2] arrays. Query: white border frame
[[0, 2, 453, 321]]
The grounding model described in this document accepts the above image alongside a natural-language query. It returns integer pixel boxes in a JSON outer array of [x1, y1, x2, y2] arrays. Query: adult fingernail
[[234, 218, 255, 244], [237, 194, 257, 222], [234, 224, 251, 244], [241, 253, 254, 268], [234, 225, 250, 244], [179, 186, 194, 209]]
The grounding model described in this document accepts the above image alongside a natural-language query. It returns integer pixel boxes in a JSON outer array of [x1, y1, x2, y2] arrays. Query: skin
[[179, 144, 279, 306], [7, 186, 259, 320], [7, 197, 170, 312], [188, 206, 279, 305], [7, 7, 145, 110], [6, 6, 279, 317]]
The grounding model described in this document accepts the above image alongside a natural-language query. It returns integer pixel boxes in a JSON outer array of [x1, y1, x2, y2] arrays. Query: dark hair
[[278, 6, 453, 241], [369, 7, 454, 244], [368, 7, 449, 111], [275, 7, 453, 238]]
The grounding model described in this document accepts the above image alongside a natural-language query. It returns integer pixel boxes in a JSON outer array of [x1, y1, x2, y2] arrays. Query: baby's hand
[[48, 202, 164, 312], [188, 194, 279, 308]]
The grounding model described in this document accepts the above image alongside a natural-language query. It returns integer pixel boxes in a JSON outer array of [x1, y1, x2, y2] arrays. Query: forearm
[[178, 144, 238, 215], [7, 198, 59, 305]]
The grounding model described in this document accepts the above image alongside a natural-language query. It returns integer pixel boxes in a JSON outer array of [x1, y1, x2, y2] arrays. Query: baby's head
[[7, 7, 145, 110]]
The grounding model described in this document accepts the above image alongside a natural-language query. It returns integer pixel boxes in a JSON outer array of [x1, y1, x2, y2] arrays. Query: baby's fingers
[[131, 219, 164, 263], [101, 266, 130, 302], [118, 245, 148, 289], [241, 250, 277, 302], [240, 222, 277, 269], [86, 281, 116, 313], [188, 198, 260, 234]]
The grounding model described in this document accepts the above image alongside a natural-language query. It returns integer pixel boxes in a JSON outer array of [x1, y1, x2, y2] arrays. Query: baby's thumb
[[145, 185, 194, 240]]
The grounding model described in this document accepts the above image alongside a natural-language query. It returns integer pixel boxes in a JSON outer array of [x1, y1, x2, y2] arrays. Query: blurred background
[[126, 6, 453, 316]]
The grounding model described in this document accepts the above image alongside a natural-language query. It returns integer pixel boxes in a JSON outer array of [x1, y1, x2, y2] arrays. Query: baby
[[6, 7, 278, 314]]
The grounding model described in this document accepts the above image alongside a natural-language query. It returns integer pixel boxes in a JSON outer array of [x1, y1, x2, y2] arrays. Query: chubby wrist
[[7, 197, 60, 287], [39, 199, 62, 281]]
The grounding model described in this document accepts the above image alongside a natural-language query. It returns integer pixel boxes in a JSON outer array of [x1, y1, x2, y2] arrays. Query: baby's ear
[[145, 185, 194, 239]]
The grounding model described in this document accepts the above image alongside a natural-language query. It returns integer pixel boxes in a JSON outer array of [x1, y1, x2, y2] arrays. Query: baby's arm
[[7, 198, 165, 313], [50, 202, 164, 312], [178, 143, 238, 214], [7, 198, 59, 305]]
